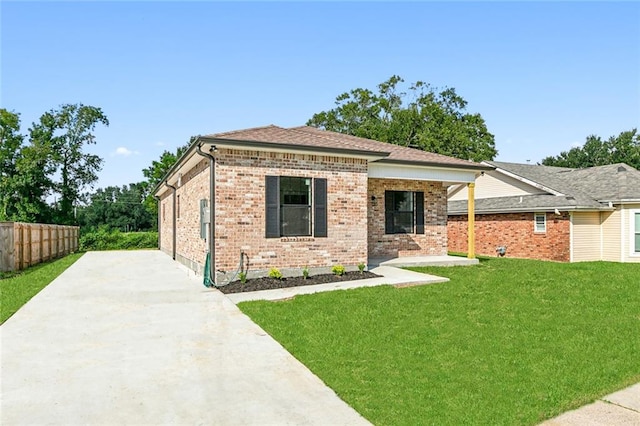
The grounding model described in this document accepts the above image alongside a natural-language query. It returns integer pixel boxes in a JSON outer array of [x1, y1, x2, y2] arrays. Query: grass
[[0, 253, 83, 324], [238, 258, 640, 425]]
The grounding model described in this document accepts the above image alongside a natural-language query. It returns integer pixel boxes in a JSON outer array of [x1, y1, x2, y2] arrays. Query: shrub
[[302, 266, 309, 280], [268, 268, 283, 280], [358, 262, 366, 273], [332, 264, 345, 276], [80, 228, 158, 251], [239, 272, 247, 284]]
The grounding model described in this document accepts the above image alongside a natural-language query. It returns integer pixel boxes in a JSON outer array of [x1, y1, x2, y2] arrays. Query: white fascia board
[[369, 162, 477, 183], [484, 162, 565, 196]]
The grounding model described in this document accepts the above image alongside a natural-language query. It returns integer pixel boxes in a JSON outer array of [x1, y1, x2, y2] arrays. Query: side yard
[[238, 258, 640, 425], [0, 253, 84, 324]]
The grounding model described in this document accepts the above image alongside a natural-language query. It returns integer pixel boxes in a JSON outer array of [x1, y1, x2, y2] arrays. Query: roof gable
[[449, 161, 640, 213]]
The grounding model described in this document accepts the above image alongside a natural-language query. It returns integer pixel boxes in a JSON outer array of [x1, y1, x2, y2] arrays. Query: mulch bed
[[218, 271, 380, 294]]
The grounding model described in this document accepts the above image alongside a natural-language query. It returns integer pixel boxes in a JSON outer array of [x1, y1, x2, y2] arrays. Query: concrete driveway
[[1, 250, 370, 425]]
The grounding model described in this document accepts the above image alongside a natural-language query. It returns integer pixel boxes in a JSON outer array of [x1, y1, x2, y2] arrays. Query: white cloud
[[570, 141, 582, 149], [112, 147, 139, 157]]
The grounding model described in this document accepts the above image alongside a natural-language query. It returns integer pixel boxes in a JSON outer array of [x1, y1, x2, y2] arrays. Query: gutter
[[153, 195, 161, 250], [376, 158, 494, 172], [448, 205, 615, 215], [163, 181, 177, 260], [195, 142, 216, 286]]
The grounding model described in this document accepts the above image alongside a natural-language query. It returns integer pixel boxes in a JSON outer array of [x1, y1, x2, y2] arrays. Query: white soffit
[[368, 162, 477, 183]]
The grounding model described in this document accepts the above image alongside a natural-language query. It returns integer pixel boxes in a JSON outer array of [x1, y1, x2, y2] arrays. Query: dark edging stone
[[218, 271, 380, 294]]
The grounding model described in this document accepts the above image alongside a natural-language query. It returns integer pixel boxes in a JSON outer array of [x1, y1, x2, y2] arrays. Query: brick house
[[153, 125, 490, 282], [448, 161, 640, 262]]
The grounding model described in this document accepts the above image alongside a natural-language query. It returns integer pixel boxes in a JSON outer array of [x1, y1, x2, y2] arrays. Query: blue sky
[[2, 1, 639, 190]]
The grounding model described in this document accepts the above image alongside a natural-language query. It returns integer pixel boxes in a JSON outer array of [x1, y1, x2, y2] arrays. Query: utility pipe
[[153, 195, 161, 250], [164, 181, 177, 260], [195, 143, 216, 285]]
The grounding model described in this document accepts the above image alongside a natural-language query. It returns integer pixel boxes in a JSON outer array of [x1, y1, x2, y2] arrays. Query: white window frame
[[534, 213, 546, 233], [630, 209, 640, 257]]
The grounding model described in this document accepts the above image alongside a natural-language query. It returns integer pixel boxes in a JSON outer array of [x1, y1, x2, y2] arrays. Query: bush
[[302, 266, 309, 280], [268, 268, 283, 280], [80, 228, 158, 251], [332, 264, 345, 276], [358, 262, 366, 273]]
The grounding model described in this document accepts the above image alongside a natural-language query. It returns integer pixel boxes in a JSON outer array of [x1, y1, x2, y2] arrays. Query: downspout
[[195, 143, 216, 285], [164, 181, 177, 260], [153, 195, 161, 250]]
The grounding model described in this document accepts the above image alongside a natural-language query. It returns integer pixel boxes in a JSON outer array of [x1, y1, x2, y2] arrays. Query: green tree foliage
[[541, 129, 640, 170], [77, 183, 154, 232], [1, 109, 55, 222], [0, 109, 25, 219], [0, 105, 108, 224], [307, 75, 497, 162], [141, 139, 192, 221], [34, 104, 109, 224]]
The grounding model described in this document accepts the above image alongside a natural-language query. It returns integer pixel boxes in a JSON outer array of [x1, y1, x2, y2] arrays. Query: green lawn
[[0, 253, 83, 324], [239, 258, 640, 425]]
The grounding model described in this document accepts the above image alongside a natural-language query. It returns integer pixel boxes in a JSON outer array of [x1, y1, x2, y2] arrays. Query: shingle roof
[[449, 161, 640, 214], [202, 125, 490, 170]]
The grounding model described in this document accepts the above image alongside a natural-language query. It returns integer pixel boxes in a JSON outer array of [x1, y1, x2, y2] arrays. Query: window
[[534, 213, 546, 233], [634, 212, 640, 253], [385, 191, 424, 234], [265, 176, 327, 238]]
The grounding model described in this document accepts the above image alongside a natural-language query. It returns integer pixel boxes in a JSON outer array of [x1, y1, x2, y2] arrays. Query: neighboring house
[[153, 125, 490, 281], [448, 161, 640, 263]]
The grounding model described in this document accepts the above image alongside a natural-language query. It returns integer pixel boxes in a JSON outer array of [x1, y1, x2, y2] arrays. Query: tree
[[0, 109, 24, 219], [0, 109, 55, 222], [541, 129, 640, 170], [307, 75, 497, 162], [30, 104, 109, 224], [78, 183, 154, 232], [141, 139, 192, 223], [0, 104, 108, 224]]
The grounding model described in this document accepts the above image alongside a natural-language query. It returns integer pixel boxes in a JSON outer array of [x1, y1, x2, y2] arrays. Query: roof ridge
[[293, 126, 484, 167], [207, 124, 283, 138]]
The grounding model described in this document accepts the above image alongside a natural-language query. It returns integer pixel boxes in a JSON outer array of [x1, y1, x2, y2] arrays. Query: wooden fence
[[0, 222, 79, 272]]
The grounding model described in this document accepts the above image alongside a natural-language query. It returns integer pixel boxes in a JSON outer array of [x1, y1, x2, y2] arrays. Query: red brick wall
[[368, 179, 448, 258], [161, 149, 369, 277], [447, 212, 570, 262]]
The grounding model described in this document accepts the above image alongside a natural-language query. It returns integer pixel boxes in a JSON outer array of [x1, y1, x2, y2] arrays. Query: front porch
[[368, 255, 479, 268]]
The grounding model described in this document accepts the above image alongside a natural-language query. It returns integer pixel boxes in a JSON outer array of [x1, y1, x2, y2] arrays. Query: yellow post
[[467, 182, 475, 259]]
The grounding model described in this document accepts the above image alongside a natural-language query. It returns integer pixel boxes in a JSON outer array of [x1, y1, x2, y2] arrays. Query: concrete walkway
[[540, 383, 640, 425], [0, 251, 370, 425]]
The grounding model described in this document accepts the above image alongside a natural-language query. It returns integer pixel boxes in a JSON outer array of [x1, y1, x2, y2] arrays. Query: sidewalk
[[540, 383, 640, 425]]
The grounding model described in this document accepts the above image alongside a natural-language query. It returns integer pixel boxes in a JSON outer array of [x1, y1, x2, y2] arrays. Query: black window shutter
[[265, 176, 280, 238], [415, 191, 425, 234], [385, 191, 394, 234], [314, 178, 327, 237]]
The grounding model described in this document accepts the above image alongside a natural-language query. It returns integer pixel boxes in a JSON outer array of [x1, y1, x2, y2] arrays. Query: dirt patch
[[218, 271, 380, 294]]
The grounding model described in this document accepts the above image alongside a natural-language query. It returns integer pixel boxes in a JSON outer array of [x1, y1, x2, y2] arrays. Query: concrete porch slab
[[369, 255, 480, 268]]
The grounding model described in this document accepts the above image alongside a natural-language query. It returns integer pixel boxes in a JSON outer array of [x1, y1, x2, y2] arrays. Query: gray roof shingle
[[449, 161, 640, 214], [202, 125, 490, 170]]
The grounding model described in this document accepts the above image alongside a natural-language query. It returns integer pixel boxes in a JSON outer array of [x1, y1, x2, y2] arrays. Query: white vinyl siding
[[448, 171, 546, 201], [600, 210, 621, 262], [571, 212, 602, 262]]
